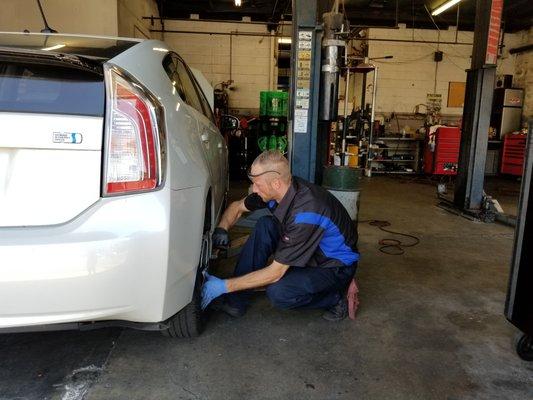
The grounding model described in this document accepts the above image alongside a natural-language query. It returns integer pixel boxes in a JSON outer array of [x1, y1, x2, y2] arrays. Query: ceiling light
[[41, 44, 65, 51], [235, 0, 242, 6], [431, 0, 462, 16], [278, 37, 291, 44]]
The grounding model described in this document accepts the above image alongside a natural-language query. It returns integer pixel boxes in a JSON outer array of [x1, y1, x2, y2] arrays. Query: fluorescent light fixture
[[153, 47, 168, 52], [235, 0, 242, 6], [432, 0, 462, 16], [41, 44, 65, 51], [278, 37, 291, 44]]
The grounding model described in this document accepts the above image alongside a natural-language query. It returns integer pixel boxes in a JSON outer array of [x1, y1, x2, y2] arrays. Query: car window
[[173, 56, 205, 116], [190, 74, 216, 124], [0, 61, 104, 116], [162, 55, 187, 101]]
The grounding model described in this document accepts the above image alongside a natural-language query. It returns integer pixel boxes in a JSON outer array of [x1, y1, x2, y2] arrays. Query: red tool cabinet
[[501, 134, 527, 176], [424, 127, 461, 175]]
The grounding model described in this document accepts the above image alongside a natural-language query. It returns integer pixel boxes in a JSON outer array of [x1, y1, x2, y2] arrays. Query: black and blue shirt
[[244, 177, 359, 268]]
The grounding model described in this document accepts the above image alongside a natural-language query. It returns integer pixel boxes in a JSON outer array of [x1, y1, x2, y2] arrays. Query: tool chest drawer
[[501, 134, 527, 176]]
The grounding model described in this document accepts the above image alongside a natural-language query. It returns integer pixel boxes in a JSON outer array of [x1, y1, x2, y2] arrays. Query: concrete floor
[[1, 176, 532, 400]]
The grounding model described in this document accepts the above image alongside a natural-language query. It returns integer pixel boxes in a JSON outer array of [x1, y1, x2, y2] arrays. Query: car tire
[[162, 209, 211, 338], [162, 276, 204, 338]]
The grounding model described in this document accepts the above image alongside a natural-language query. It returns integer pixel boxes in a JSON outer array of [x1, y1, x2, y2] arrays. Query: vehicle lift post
[[288, 0, 323, 183], [453, 0, 502, 213]]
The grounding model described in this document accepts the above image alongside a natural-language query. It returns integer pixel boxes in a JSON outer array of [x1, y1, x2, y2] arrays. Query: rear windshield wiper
[[0, 48, 103, 76]]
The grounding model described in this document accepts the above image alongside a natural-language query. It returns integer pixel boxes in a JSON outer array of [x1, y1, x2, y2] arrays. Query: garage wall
[[367, 27, 473, 116], [366, 26, 522, 119], [0, 0, 118, 36], [162, 20, 276, 112], [0, 0, 162, 39], [510, 28, 533, 119], [117, 0, 162, 40]]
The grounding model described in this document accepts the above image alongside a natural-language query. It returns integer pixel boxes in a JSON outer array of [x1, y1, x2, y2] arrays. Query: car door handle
[[201, 133, 209, 143]]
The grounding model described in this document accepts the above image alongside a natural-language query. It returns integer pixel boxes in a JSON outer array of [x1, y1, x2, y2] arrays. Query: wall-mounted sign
[[294, 30, 313, 133], [485, 0, 503, 65]]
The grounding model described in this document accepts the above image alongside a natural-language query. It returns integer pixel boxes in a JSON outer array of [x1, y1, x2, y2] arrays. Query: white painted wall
[[0, 0, 162, 40], [509, 28, 533, 119], [163, 20, 276, 111], [117, 0, 162, 40], [0, 0, 118, 36], [367, 27, 472, 116], [366, 26, 525, 120]]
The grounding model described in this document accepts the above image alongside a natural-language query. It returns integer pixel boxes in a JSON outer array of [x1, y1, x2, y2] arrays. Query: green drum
[[322, 166, 361, 221]]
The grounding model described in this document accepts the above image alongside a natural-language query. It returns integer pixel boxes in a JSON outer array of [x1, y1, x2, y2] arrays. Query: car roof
[[0, 32, 142, 60]]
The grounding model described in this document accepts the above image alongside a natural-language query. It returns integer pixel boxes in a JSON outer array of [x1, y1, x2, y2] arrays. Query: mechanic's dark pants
[[226, 216, 356, 313]]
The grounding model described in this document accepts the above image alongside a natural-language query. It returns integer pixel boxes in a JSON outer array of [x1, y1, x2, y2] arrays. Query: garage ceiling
[[157, 0, 532, 33]]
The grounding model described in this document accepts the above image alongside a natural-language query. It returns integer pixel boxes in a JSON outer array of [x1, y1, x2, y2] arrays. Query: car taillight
[[103, 65, 165, 196]]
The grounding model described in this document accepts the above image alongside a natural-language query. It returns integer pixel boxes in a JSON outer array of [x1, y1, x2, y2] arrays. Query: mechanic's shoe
[[209, 297, 245, 318], [322, 298, 348, 322]]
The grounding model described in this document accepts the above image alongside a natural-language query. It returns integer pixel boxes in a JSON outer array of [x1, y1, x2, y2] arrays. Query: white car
[[0, 32, 228, 337]]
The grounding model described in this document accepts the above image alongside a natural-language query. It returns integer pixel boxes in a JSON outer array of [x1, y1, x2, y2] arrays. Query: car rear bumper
[[0, 190, 173, 330]]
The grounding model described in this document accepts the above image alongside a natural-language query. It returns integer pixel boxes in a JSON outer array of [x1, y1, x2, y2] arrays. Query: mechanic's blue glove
[[201, 273, 228, 310]]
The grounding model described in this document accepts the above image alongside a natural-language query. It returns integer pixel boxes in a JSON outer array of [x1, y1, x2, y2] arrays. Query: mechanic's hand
[[212, 227, 230, 249], [201, 273, 228, 310]]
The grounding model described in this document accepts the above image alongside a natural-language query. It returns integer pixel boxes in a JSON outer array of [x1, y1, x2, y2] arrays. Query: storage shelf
[[368, 134, 422, 175], [371, 170, 417, 174], [372, 148, 415, 151], [375, 137, 422, 141], [369, 159, 416, 163]]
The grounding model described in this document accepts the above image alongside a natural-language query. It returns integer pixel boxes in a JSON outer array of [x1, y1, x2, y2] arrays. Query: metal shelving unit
[[368, 136, 422, 174]]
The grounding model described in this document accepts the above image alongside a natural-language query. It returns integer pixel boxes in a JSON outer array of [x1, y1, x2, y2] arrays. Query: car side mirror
[[221, 115, 239, 131]]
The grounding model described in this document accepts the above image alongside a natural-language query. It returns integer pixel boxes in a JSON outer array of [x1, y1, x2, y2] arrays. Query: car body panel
[[0, 31, 141, 60], [0, 113, 103, 227], [0, 35, 228, 331]]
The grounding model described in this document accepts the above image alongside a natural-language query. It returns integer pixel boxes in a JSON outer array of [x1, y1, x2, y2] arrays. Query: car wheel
[[162, 228, 210, 338]]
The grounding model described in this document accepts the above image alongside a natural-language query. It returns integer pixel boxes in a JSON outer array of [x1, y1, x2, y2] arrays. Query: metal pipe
[[366, 66, 378, 174], [150, 29, 275, 37], [229, 33, 233, 82], [361, 73, 367, 108], [142, 16, 286, 26], [342, 64, 351, 165], [371, 67, 377, 126], [395, 0, 399, 28], [455, 3, 460, 43], [149, 29, 474, 45], [510, 44, 533, 55], [269, 32, 275, 90]]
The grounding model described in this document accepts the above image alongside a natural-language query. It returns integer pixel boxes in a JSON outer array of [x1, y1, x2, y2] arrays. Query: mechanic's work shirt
[[244, 177, 359, 268]]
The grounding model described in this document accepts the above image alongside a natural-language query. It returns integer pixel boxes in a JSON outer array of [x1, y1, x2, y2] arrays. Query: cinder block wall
[[366, 26, 523, 120], [511, 28, 533, 119], [0, 0, 161, 39], [163, 20, 275, 112], [0, 0, 119, 36], [117, 0, 162, 40]]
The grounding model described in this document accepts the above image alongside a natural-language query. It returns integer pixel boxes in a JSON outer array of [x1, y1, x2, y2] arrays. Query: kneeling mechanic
[[202, 150, 359, 321]]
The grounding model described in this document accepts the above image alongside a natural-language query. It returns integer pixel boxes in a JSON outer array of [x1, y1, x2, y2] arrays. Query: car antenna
[[36, 0, 57, 33]]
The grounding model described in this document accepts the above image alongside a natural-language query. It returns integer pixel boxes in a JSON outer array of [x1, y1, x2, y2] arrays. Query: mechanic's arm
[[217, 198, 248, 231], [201, 261, 289, 309], [225, 260, 289, 292]]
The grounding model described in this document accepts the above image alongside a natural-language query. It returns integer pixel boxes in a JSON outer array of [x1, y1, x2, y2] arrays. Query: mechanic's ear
[[271, 177, 281, 190]]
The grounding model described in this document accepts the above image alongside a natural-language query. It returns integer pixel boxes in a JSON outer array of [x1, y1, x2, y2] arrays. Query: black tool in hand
[[212, 227, 229, 249]]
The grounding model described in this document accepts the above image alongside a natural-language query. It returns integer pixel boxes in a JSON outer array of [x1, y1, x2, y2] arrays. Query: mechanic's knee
[[255, 215, 277, 232], [266, 282, 294, 309]]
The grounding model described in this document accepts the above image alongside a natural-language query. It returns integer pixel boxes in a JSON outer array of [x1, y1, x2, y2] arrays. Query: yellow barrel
[[346, 145, 359, 167]]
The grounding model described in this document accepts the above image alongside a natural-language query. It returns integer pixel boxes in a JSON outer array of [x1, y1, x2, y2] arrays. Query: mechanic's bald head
[[250, 150, 291, 184]]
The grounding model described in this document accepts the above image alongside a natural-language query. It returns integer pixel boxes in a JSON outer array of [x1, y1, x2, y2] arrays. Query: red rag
[[346, 278, 360, 320]]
